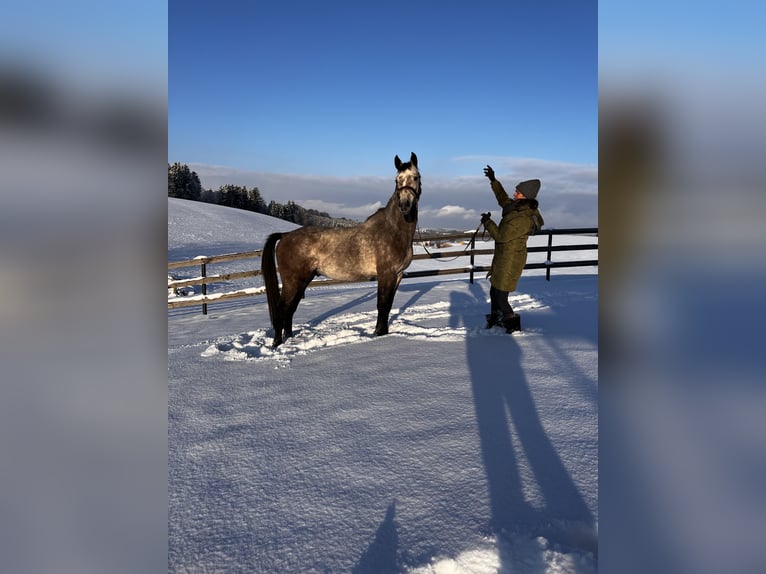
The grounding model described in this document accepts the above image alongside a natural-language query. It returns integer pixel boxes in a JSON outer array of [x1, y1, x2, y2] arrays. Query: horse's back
[[277, 225, 379, 281]]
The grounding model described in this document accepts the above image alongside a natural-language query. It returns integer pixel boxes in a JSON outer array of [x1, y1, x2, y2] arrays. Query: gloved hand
[[483, 165, 495, 182], [481, 212, 492, 225]]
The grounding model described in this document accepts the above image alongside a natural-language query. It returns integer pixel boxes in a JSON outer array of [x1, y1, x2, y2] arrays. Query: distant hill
[[295, 209, 358, 228], [168, 197, 300, 262], [168, 162, 359, 229]]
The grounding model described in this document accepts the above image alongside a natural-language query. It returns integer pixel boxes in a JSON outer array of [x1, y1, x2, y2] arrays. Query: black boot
[[502, 313, 521, 333], [485, 311, 503, 329]]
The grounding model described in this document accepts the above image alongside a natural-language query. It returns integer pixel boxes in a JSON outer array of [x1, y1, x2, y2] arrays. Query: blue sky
[[1, 1, 167, 96], [169, 0, 597, 230]]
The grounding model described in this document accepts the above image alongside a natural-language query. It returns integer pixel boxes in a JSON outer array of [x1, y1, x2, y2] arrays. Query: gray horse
[[261, 152, 421, 347]]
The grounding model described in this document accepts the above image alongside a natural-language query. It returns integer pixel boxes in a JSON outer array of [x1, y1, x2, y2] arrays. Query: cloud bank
[[189, 157, 597, 231]]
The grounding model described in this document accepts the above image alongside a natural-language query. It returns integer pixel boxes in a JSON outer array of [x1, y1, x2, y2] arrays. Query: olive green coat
[[484, 180, 544, 292]]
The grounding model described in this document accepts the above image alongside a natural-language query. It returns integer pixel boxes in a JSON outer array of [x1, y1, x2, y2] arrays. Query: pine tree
[[247, 187, 266, 213], [218, 184, 243, 208], [267, 200, 284, 219], [168, 162, 202, 201]]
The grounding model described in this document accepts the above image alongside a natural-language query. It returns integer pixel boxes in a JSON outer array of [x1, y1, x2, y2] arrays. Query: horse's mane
[[365, 208, 385, 222], [364, 186, 412, 222]]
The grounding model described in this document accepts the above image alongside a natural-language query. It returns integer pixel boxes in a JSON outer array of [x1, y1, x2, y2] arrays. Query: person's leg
[[502, 312, 521, 333], [490, 286, 521, 332], [487, 286, 512, 327], [491, 286, 513, 315]]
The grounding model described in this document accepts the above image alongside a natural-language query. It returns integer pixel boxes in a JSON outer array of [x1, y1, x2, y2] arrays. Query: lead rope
[[415, 220, 487, 262]]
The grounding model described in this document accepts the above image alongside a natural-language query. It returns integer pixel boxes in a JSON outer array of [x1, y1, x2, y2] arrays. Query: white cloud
[[425, 205, 479, 219]]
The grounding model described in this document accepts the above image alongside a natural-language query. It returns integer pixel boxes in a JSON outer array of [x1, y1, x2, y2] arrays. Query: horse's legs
[[275, 284, 298, 344], [283, 271, 316, 338], [272, 279, 298, 348], [272, 298, 286, 347], [374, 272, 402, 336]]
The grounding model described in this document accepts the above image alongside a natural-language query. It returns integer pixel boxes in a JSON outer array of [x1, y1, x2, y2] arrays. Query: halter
[[394, 181, 421, 216], [396, 184, 421, 196], [394, 154, 421, 216]]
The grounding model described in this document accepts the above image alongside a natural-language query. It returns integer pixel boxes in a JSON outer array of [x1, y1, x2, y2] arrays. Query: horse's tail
[[261, 232, 283, 329]]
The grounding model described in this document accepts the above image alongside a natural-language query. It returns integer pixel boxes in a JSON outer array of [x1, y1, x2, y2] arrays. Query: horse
[[261, 152, 421, 348]]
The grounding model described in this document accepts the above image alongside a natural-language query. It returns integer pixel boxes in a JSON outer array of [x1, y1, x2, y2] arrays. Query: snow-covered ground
[[168, 198, 597, 299], [168, 198, 598, 572]]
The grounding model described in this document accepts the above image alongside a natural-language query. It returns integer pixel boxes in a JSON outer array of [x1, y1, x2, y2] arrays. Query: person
[[480, 165, 544, 333]]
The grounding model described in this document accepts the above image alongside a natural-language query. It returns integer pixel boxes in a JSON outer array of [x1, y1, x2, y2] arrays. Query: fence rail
[[168, 228, 597, 313]]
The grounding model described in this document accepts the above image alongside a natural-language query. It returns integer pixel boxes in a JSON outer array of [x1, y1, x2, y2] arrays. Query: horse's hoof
[[272, 338, 282, 348], [373, 329, 388, 337]]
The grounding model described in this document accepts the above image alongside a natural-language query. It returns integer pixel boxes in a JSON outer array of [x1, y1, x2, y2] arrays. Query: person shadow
[[451, 282, 597, 569], [352, 500, 399, 574]]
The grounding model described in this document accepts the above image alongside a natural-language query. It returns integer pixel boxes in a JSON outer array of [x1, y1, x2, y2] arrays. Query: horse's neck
[[383, 195, 399, 216], [361, 199, 414, 243]]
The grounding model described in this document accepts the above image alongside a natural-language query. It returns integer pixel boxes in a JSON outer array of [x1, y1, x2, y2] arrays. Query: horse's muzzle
[[397, 187, 418, 213]]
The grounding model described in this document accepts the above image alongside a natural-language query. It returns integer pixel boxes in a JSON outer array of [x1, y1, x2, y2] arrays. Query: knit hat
[[515, 179, 541, 199]]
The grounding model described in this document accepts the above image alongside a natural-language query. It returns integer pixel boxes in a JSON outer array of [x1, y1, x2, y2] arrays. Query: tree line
[[168, 162, 357, 228]]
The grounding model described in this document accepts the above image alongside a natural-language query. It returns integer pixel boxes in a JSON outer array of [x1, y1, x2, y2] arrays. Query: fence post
[[546, 232, 553, 281], [469, 233, 475, 284], [201, 262, 208, 315]]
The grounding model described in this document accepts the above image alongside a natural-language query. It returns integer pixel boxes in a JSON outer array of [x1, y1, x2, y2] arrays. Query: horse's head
[[393, 152, 421, 217]]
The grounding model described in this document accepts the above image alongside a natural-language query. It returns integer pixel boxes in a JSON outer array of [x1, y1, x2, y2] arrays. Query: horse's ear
[[394, 155, 402, 170], [410, 152, 418, 167]]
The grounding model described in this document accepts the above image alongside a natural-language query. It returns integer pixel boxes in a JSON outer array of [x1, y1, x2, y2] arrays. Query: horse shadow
[[304, 287, 378, 328], [450, 282, 597, 567], [302, 280, 440, 336], [389, 280, 442, 321]]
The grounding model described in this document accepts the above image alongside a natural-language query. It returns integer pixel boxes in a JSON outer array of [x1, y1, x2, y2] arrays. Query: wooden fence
[[168, 228, 598, 314]]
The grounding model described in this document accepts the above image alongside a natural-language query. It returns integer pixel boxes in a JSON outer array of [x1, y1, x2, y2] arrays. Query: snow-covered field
[[168, 198, 597, 300], [168, 198, 598, 572]]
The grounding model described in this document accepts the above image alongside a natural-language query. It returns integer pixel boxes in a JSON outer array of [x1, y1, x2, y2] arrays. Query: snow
[[168, 198, 598, 572]]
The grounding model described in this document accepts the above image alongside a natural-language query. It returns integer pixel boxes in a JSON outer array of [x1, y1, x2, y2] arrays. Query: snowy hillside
[[168, 198, 598, 572]]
